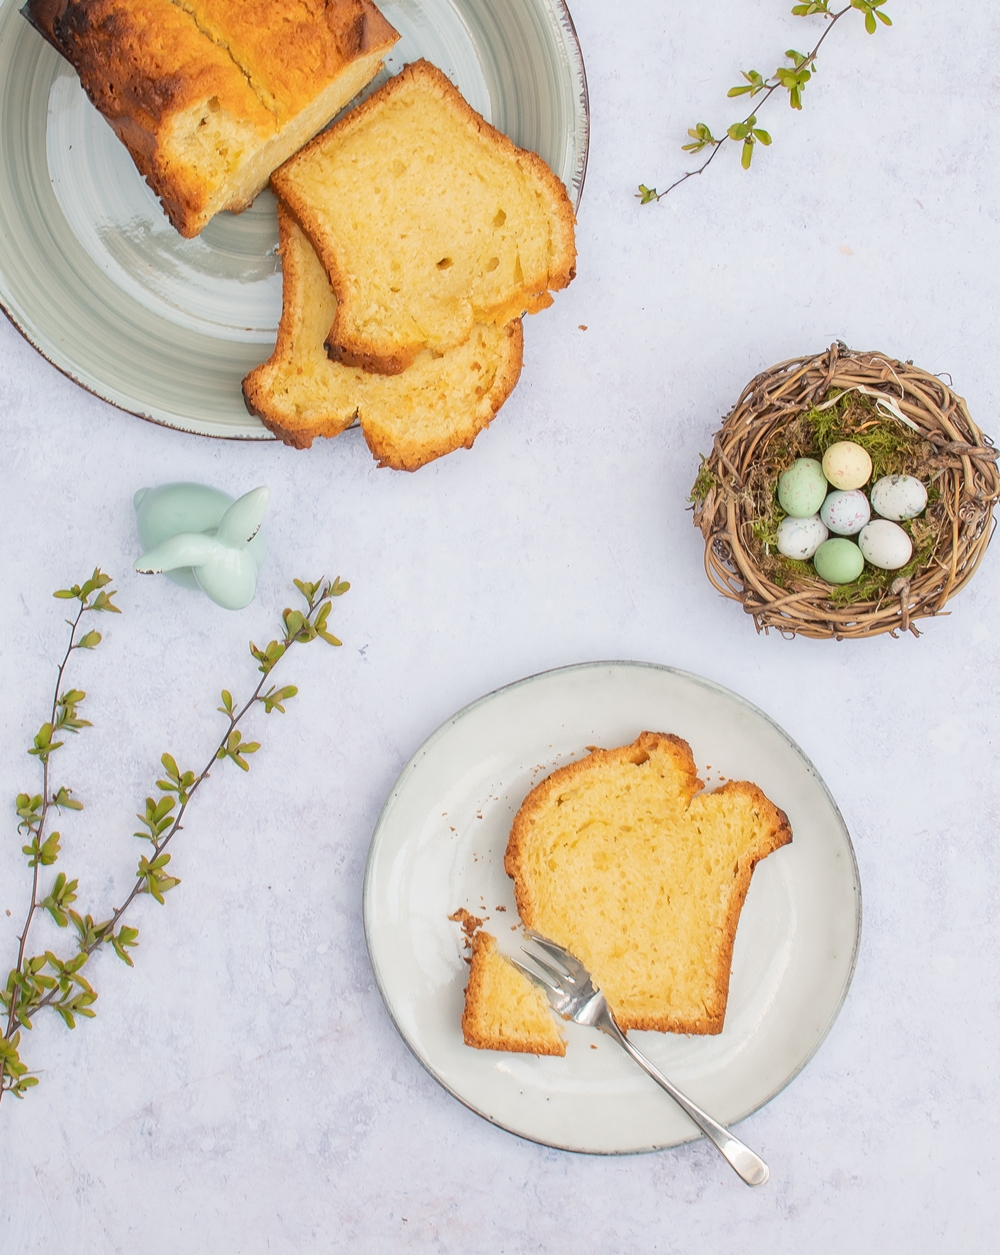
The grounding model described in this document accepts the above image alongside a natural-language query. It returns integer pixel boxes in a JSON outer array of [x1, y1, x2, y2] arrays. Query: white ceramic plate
[[0, 0, 588, 438], [364, 661, 861, 1155]]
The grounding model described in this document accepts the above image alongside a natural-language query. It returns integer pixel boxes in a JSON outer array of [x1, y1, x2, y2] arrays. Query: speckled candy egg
[[776, 514, 828, 560], [870, 474, 927, 521], [858, 519, 913, 570], [813, 537, 864, 585], [820, 489, 871, 536], [822, 441, 873, 490], [777, 458, 828, 518]]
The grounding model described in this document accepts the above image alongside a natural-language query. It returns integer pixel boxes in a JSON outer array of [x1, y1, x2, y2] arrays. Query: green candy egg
[[777, 458, 828, 518], [813, 537, 864, 585]]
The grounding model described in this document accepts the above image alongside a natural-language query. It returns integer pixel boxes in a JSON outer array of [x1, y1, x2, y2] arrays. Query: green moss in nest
[[736, 390, 939, 603], [689, 459, 717, 504]]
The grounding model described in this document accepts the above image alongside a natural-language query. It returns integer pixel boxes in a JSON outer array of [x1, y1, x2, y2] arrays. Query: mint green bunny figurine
[[133, 483, 269, 610]]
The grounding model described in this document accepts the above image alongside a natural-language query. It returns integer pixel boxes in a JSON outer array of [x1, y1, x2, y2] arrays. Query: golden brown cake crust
[[170, 0, 397, 120], [504, 732, 793, 1036], [271, 58, 577, 374], [461, 931, 566, 1056], [24, 0, 397, 236]]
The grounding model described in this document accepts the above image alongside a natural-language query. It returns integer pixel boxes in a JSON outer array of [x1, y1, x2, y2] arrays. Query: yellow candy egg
[[822, 441, 872, 491]]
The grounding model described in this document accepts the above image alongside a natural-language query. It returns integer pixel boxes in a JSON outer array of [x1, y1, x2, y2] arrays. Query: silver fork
[[512, 932, 769, 1187]]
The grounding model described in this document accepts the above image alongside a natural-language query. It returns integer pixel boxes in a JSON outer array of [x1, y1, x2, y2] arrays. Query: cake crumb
[[449, 908, 484, 945], [495, 905, 506, 912]]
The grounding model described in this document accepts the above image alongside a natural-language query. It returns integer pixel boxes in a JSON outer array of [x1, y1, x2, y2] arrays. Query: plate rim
[[0, 0, 590, 442], [362, 658, 863, 1156]]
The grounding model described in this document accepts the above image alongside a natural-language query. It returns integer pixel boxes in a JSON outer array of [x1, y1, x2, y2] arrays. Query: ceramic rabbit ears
[[135, 486, 269, 611]]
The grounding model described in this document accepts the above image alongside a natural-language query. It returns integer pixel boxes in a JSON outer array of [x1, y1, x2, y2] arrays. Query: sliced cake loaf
[[461, 931, 565, 1056], [242, 206, 523, 469], [271, 59, 576, 374], [503, 733, 792, 1036], [25, 0, 398, 236]]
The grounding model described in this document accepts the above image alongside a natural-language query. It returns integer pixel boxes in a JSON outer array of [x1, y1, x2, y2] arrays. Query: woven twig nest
[[691, 344, 1000, 639]]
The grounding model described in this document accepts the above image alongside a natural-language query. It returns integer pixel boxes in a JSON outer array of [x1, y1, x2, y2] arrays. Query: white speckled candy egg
[[870, 474, 927, 521], [813, 538, 864, 584], [820, 489, 871, 536], [822, 441, 873, 490], [858, 519, 913, 570], [777, 458, 828, 517], [776, 514, 828, 560]]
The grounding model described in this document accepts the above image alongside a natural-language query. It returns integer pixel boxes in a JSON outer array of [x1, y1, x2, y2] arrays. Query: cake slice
[[242, 206, 523, 469], [461, 931, 565, 1056], [504, 733, 792, 1035], [24, 0, 398, 237], [271, 59, 576, 374]]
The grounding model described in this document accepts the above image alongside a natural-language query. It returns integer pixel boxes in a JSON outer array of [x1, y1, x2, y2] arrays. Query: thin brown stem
[[29, 593, 329, 1017], [5, 601, 87, 1044], [645, 5, 851, 202]]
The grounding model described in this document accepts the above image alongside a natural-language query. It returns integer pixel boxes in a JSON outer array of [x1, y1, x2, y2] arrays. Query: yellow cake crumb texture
[[461, 931, 566, 1056], [503, 732, 792, 1036], [272, 59, 577, 374], [242, 207, 523, 469]]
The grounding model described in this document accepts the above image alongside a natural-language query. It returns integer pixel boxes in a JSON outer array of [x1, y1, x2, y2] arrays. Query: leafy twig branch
[[1, 574, 348, 1103], [638, 0, 892, 204]]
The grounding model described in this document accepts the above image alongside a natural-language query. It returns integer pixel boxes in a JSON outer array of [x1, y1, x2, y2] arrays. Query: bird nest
[[691, 344, 1000, 639]]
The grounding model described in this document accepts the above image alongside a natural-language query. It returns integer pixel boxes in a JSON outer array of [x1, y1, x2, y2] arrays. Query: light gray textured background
[[2, 0, 999, 1249]]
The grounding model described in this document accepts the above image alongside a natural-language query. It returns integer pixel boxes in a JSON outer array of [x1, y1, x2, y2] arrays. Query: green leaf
[[16, 793, 43, 831], [77, 630, 102, 650], [90, 589, 121, 614], [741, 138, 754, 169], [250, 639, 286, 675], [41, 873, 79, 927], [218, 689, 235, 717], [681, 122, 718, 154], [637, 184, 659, 203], [217, 729, 261, 771], [260, 685, 298, 714], [111, 925, 140, 967], [52, 785, 84, 811], [282, 609, 306, 639]]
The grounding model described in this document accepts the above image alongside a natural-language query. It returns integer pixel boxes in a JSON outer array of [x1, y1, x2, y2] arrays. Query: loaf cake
[[461, 931, 565, 1056], [503, 733, 792, 1036], [271, 59, 577, 374], [243, 206, 523, 468], [24, 0, 398, 236]]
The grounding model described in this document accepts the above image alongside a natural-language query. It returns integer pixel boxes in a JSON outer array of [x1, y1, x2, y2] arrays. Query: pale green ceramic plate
[[0, 0, 588, 439]]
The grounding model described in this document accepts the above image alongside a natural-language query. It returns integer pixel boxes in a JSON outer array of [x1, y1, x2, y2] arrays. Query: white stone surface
[[2, 0, 999, 1248]]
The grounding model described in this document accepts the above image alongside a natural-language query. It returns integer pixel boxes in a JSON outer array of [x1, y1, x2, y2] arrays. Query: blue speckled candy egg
[[776, 514, 828, 560], [777, 459, 828, 518], [820, 489, 871, 536]]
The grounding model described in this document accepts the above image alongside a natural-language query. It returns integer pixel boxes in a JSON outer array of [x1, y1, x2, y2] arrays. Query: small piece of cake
[[242, 206, 523, 468], [504, 733, 792, 1036], [461, 931, 565, 1056], [271, 59, 576, 374], [24, 0, 399, 237]]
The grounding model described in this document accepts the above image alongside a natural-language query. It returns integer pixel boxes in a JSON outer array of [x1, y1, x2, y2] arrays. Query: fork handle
[[599, 1017, 769, 1187]]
